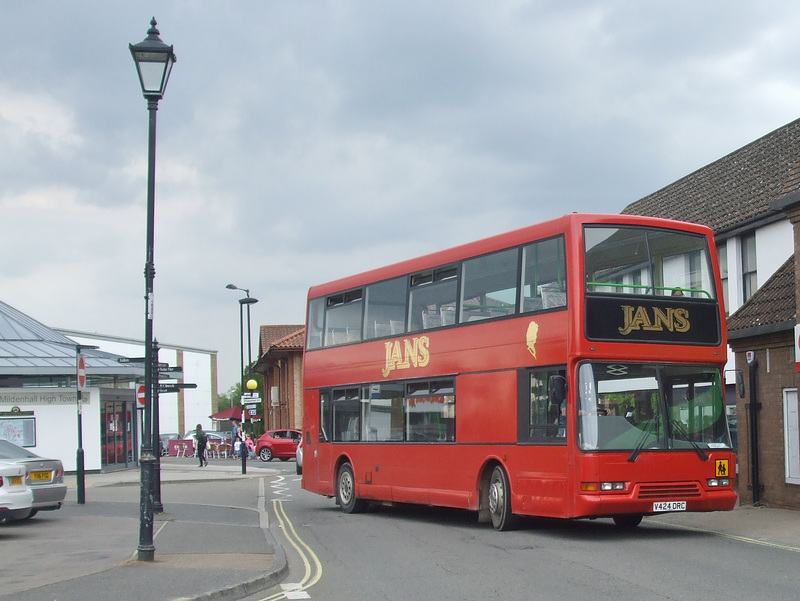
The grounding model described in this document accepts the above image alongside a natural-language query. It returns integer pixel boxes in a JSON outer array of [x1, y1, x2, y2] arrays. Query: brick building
[[254, 325, 304, 432]]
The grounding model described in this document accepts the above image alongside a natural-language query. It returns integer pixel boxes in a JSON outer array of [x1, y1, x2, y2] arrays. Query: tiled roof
[[727, 257, 796, 336], [259, 325, 304, 354], [623, 118, 800, 232]]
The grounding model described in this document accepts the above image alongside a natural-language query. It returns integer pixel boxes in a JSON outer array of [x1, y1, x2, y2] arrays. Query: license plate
[[31, 471, 51, 481], [9, 475, 23, 486], [653, 501, 686, 512]]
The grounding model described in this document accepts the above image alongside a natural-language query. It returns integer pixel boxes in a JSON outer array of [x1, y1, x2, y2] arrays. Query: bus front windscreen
[[576, 362, 732, 454]]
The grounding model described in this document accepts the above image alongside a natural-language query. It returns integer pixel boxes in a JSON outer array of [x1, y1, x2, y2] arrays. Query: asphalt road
[[256, 478, 800, 601]]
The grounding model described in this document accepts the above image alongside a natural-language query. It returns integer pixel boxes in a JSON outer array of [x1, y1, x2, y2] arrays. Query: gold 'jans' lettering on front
[[618, 305, 690, 336], [382, 336, 430, 377]]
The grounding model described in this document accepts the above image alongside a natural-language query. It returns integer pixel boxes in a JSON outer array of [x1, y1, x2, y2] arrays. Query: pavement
[[2, 459, 800, 601], [0, 456, 289, 601]]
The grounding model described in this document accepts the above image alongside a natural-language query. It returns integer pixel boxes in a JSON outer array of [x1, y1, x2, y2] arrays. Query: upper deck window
[[408, 266, 458, 332], [324, 289, 363, 346], [460, 248, 519, 322], [306, 297, 325, 350], [521, 236, 566, 311], [584, 226, 716, 299], [364, 277, 407, 340]]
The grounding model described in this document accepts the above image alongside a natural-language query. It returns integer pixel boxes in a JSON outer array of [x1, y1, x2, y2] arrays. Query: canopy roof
[[209, 406, 242, 421], [0, 300, 143, 377]]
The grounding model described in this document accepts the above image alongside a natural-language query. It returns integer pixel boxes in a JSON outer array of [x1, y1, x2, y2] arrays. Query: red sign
[[137, 385, 146, 406], [77, 354, 86, 391]]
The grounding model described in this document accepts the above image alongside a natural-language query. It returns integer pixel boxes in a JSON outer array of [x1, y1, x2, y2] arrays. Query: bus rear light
[[707, 478, 730, 487], [580, 482, 598, 492]]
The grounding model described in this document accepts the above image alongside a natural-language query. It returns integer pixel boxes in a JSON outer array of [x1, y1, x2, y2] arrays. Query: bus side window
[[519, 368, 567, 444], [521, 236, 567, 313], [319, 391, 331, 442]]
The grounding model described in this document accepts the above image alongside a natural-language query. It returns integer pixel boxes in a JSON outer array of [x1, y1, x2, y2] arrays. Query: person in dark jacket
[[195, 424, 209, 467]]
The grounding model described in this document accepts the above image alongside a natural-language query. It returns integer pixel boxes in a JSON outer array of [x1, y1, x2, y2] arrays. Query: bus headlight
[[581, 481, 625, 492], [707, 478, 731, 487]]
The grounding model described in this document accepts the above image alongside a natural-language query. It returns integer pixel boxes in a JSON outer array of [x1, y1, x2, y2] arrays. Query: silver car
[[0, 439, 67, 520]]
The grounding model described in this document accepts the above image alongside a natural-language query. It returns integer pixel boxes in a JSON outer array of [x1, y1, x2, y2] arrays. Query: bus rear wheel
[[488, 465, 518, 531], [337, 462, 368, 514], [613, 514, 643, 529]]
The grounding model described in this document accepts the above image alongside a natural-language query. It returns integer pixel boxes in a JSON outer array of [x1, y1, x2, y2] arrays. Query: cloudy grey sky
[[2, 1, 800, 391]]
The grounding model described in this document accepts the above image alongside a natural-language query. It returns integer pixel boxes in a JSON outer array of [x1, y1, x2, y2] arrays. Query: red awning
[[209, 406, 242, 420]]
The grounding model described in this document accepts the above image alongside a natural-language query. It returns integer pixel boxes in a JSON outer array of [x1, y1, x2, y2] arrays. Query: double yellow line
[[256, 498, 323, 600]]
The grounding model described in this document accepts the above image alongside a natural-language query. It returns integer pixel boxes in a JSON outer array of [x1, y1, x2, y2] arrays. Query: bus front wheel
[[488, 465, 518, 531], [337, 463, 368, 514], [613, 514, 643, 529]]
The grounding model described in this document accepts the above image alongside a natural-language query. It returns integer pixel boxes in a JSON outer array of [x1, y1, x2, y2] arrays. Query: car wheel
[[337, 462, 368, 513], [23, 509, 39, 520], [259, 447, 273, 462], [296, 463, 303, 475]]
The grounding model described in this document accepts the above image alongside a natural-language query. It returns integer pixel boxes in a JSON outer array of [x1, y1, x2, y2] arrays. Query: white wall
[[0, 387, 101, 472], [756, 219, 793, 291], [723, 219, 793, 382]]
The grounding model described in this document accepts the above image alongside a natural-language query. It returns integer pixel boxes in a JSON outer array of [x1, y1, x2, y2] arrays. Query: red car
[[255, 429, 301, 462]]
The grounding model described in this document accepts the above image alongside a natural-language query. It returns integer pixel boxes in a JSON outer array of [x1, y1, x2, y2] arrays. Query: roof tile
[[623, 118, 800, 231]]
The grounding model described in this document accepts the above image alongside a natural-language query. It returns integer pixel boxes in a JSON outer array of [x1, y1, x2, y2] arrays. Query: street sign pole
[[151, 341, 163, 514], [76, 353, 86, 505]]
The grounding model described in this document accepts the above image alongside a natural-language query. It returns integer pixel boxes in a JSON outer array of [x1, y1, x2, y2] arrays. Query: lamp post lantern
[[130, 17, 175, 562], [225, 284, 259, 390]]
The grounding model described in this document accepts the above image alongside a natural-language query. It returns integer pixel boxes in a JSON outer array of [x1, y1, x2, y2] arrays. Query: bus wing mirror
[[549, 375, 566, 404], [725, 369, 745, 398]]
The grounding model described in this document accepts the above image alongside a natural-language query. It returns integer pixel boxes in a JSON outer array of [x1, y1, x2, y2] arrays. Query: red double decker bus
[[301, 213, 736, 530]]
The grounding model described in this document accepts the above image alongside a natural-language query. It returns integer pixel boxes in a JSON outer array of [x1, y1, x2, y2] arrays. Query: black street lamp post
[[130, 17, 175, 562], [226, 284, 258, 473]]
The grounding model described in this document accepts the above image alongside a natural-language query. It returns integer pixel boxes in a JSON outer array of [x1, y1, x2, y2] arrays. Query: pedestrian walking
[[195, 423, 208, 467]]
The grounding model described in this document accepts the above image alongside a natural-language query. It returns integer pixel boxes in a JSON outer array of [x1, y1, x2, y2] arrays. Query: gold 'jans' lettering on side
[[382, 336, 430, 377], [618, 305, 690, 336]]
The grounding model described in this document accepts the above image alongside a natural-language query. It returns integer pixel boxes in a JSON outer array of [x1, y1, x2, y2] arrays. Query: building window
[[741, 233, 757, 303]]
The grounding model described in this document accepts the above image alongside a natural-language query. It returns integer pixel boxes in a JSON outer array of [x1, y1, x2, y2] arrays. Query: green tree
[[217, 382, 242, 412]]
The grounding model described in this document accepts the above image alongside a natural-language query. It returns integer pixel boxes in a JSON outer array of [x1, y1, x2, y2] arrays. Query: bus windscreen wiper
[[627, 417, 656, 463], [670, 419, 709, 461]]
